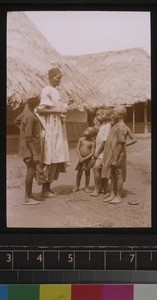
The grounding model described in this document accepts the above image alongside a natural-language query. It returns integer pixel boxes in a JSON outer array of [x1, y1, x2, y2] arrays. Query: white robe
[[36, 85, 70, 165]]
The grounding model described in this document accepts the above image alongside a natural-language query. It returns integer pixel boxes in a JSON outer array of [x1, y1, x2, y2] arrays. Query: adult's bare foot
[[109, 196, 123, 204], [24, 198, 41, 205], [41, 191, 57, 198]]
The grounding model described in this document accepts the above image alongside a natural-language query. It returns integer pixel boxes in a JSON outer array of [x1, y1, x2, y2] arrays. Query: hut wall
[[66, 122, 88, 142], [126, 123, 151, 133], [66, 109, 88, 142], [125, 102, 151, 133], [66, 110, 87, 123]]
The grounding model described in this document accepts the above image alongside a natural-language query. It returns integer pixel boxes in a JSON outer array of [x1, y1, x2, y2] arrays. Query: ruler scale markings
[[150, 251, 153, 261], [27, 251, 29, 261], [44, 251, 58, 269], [135, 251, 137, 270], [1, 247, 157, 281], [74, 251, 76, 270], [43, 251, 44, 270], [119, 251, 122, 262], [136, 251, 157, 270], [11, 251, 13, 270], [0, 251, 12, 270]]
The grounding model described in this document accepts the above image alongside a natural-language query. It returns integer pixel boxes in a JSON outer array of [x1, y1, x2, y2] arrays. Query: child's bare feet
[[109, 196, 123, 204], [90, 191, 100, 197], [85, 187, 91, 193], [73, 187, 79, 192], [47, 189, 57, 197], [104, 192, 110, 197], [103, 194, 114, 202], [41, 191, 57, 198]]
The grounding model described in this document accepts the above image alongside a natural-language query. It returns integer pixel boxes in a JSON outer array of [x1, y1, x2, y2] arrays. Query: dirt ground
[[7, 135, 151, 228]]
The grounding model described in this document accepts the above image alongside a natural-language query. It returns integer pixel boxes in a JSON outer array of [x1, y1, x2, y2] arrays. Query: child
[[14, 91, 41, 205], [90, 109, 112, 197], [93, 116, 101, 133], [102, 105, 137, 204], [73, 127, 97, 192]]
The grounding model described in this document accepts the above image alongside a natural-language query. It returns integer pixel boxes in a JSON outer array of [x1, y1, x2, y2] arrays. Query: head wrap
[[48, 67, 62, 79]]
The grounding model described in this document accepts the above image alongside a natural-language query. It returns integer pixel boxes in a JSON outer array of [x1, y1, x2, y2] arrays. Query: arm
[[94, 141, 105, 159], [126, 127, 137, 146], [26, 140, 39, 164], [25, 119, 40, 164], [76, 138, 83, 160], [14, 113, 22, 128], [37, 104, 68, 115], [94, 123, 111, 158], [81, 142, 96, 162]]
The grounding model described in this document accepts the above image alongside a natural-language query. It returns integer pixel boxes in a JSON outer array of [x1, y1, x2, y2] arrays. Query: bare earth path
[[7, 135, 151, 228]]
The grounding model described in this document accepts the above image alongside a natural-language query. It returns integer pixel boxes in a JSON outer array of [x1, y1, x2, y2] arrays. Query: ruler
[[0, 246, 157, 284]]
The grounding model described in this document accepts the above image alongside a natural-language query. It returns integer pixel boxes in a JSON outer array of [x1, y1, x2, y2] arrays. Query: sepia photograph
[[6, 11, 151, 228]]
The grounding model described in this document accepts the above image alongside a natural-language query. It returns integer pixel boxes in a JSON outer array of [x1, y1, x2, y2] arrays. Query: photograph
[[6, 10, 151, 228]]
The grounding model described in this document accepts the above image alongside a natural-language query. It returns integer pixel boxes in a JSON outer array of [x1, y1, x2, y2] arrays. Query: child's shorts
[[111, 164, 126, 181], [23, 157, 36, 168], [75, 158, 92, 171], [93, 158, 102, 170]]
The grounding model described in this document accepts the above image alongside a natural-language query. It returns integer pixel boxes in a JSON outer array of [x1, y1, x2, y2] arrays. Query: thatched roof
[[65, 48, 151, 106], [7, 12, 105, 110]]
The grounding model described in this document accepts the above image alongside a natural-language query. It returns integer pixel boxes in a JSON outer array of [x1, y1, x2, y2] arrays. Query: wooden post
[[132, 104, 135, 133], [144, 101, 148, 133]]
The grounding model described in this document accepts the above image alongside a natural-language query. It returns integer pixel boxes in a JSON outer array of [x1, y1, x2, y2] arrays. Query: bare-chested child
[[73, 127, 97, 192]]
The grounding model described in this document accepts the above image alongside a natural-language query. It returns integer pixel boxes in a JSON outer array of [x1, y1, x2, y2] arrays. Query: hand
[[33, 154, 40, 165], [80, 157, 85, 163]]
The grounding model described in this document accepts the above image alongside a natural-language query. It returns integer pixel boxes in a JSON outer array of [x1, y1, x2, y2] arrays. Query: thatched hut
[[66, 48, 151, 133], [7, 11, 107, 149]]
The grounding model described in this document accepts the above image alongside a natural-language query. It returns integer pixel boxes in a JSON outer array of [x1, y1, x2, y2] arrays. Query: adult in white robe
[[36, 67, 70, 197]]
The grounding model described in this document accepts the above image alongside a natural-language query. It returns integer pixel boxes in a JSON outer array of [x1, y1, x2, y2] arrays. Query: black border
[[1, 1, 157, 247]]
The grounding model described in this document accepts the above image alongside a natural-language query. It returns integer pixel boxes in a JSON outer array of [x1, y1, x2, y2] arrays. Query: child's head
[[93, 116, 101, 126], [25, 91, 40, 107], [84, 127, 98, 138], [111, 106, 127, 124], [97, 108, 113, 123], [96, 108, 106, 124], [96, 108, 106, 117]]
